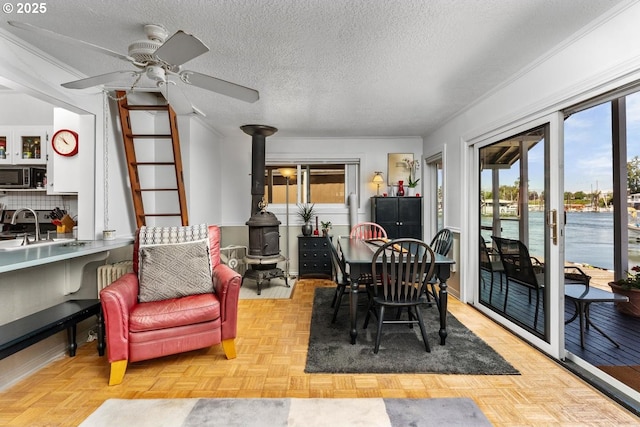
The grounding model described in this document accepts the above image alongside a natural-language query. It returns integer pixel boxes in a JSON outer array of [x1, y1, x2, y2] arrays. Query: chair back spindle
[[350, 222, 387, 240], [429, 228, 453, 256]]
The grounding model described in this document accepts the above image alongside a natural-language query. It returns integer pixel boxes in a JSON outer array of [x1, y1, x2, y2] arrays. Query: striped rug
[[80, 397, 492, 426]]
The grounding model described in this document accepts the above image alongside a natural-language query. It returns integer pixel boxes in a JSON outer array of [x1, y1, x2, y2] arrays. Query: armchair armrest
[[212, 263, 242, 340], [99, 272, 139, 362]]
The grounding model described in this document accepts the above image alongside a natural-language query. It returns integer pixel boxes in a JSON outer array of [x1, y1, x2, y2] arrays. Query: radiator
[[97, 261, 134, 294], [220, 245, 247, 275]]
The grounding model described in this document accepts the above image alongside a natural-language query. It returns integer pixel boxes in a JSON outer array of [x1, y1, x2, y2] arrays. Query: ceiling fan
[[7, 21, 260, 114]]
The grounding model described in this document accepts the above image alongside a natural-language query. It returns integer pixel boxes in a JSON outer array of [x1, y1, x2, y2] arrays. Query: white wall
[[180, 116, 224, 225]]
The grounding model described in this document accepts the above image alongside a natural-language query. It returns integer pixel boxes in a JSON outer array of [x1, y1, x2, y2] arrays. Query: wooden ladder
[[115, 90, 189, 228]]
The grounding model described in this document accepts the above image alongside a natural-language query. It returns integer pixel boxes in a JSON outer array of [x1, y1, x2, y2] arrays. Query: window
[[265, 162, 359, 205]]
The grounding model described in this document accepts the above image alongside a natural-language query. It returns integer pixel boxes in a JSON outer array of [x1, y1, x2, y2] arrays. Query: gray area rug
[[305, 287, 520, 375], [80, 397, 492, 426]]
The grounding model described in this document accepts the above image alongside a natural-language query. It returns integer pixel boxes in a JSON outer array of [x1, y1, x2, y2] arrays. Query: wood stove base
[[242, 255, 289, 295]]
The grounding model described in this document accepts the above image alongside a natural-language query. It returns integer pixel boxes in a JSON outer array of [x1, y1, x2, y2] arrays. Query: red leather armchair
[[100, 225, 241, 385]]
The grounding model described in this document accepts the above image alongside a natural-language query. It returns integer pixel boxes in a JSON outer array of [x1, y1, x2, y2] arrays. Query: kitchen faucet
[[11, 208, 40, 245]]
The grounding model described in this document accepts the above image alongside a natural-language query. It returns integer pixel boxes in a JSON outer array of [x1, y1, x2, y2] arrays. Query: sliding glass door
[[562, 91, 640, 398], [477, 114, 564, 355]]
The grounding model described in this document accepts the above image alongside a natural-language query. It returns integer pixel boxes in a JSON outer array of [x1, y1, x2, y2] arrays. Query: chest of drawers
[[298, 235, 332, 278]]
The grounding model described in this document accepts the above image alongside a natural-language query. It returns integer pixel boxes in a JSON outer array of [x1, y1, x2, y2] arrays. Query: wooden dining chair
[[326, 235, 352, 322], [425, 228, 453, 308], [362, 238, 436, 354], [349, 222, 388, 240], [429, 228, 453, 256]]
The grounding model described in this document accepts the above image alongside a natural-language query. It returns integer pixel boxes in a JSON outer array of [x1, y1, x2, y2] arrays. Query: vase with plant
[[609, 265, 640, 317], [403, 157, 420, 196], [321, 221, 332, 237], [297, 203, 315, 236]]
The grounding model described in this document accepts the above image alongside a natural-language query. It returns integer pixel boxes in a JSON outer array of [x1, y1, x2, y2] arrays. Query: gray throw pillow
[[138, 239, 213, 303]]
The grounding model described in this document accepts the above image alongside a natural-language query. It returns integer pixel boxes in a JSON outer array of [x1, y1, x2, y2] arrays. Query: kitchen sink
[[0, 237, 76, 251]]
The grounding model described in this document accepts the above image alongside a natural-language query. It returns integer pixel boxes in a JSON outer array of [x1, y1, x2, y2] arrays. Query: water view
[[483, 211, 640, 271]]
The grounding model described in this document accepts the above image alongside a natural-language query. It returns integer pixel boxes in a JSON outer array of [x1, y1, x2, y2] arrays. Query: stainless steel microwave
[[0, 167, 31, 188]]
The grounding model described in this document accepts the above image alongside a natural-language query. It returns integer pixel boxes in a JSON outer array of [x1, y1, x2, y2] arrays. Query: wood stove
[[246, 209, 281, 259], [240, 124, 290, 295]]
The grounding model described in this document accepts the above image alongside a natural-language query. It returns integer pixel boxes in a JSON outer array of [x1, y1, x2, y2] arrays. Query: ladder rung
[[142, 213, 183, 217], [132, 162, 176, 166], [124, 105, 169, 111], [126, 134, 172, 139], [136, 188, 178, 192]]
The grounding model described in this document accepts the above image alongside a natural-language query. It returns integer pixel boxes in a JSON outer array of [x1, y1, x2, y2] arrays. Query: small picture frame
[[387, 153, 411, 185]]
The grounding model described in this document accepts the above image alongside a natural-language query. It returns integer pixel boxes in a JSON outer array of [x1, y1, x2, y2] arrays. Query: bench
[[0, 299, 104, 360]]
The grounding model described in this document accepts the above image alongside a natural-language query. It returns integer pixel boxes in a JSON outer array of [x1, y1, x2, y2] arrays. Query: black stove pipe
[[241, 124, 278, 217]]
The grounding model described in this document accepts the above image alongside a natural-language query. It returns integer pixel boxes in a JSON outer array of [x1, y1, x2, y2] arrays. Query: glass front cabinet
[[0, 127, 48, 165]]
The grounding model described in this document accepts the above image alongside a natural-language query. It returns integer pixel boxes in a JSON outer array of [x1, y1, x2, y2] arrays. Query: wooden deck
[[480, 266, 640, 393]]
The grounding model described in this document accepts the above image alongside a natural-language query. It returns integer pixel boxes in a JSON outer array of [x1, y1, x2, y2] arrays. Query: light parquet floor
[[0, 279, 638, 426]]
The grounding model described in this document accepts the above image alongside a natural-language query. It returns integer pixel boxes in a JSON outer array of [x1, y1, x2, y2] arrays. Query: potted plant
[[321, 221, 332, 237], [297, 203, 315, 236], [403, 157, 420, 196], [609, 265, 640, 317]]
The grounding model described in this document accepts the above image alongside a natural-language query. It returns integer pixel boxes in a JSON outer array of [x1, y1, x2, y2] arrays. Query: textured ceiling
[[0, 0, 626, 138]]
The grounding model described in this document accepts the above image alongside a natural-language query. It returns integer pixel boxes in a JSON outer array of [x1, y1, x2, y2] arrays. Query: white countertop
[[0, 238, 134, 273]]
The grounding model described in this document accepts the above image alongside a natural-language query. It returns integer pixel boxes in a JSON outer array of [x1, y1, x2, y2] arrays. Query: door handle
[[548, 209, 558, 245]]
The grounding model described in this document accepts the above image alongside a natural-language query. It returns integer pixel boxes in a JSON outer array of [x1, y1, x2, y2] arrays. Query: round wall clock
[[51, 129, 79, 157]]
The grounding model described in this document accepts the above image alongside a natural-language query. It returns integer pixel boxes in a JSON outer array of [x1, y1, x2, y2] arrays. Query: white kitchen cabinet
[[46, 129, 77, 195], [0, 126, 48, 165]]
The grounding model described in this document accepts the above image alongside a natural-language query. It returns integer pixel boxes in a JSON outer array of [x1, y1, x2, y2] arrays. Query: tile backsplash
[[1, 191, 78, 217]]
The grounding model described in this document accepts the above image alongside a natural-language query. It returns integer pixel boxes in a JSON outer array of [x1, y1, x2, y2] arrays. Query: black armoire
[[370, 196, 422, 239]]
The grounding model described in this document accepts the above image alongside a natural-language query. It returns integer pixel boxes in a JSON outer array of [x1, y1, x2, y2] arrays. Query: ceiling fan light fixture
[[145, 65, 166, 83]]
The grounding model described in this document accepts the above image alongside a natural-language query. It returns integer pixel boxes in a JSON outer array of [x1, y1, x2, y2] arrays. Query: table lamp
[[373, 171, 384, 196]]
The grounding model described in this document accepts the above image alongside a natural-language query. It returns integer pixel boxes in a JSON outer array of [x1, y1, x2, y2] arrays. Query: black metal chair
[[362, 238, 436, 354], [491, 236, 591, 331], [491, 236, 544, 328], [480, 237, 504, 303]]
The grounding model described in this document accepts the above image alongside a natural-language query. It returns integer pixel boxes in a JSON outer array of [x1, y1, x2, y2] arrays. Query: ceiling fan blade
[[181, 71, 259, 103], [154, 30, 209, 67], [159, 80, 195, 115], [62, 71, 140, 89], [8, 21, 134, 63]]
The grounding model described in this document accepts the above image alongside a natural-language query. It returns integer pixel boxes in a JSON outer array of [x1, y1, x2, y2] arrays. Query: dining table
[[337, 236, 456, 345]]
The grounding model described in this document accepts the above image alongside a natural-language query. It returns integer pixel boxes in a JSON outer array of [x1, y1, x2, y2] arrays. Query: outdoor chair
[[480, 237, 504, 303], [491, 235, 592, 331], [363, 238, 436, 354], [349, 222, 388, 240]]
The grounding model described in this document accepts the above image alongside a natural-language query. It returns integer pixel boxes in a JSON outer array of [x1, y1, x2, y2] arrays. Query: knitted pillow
[[138, 239, 213, 303]]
